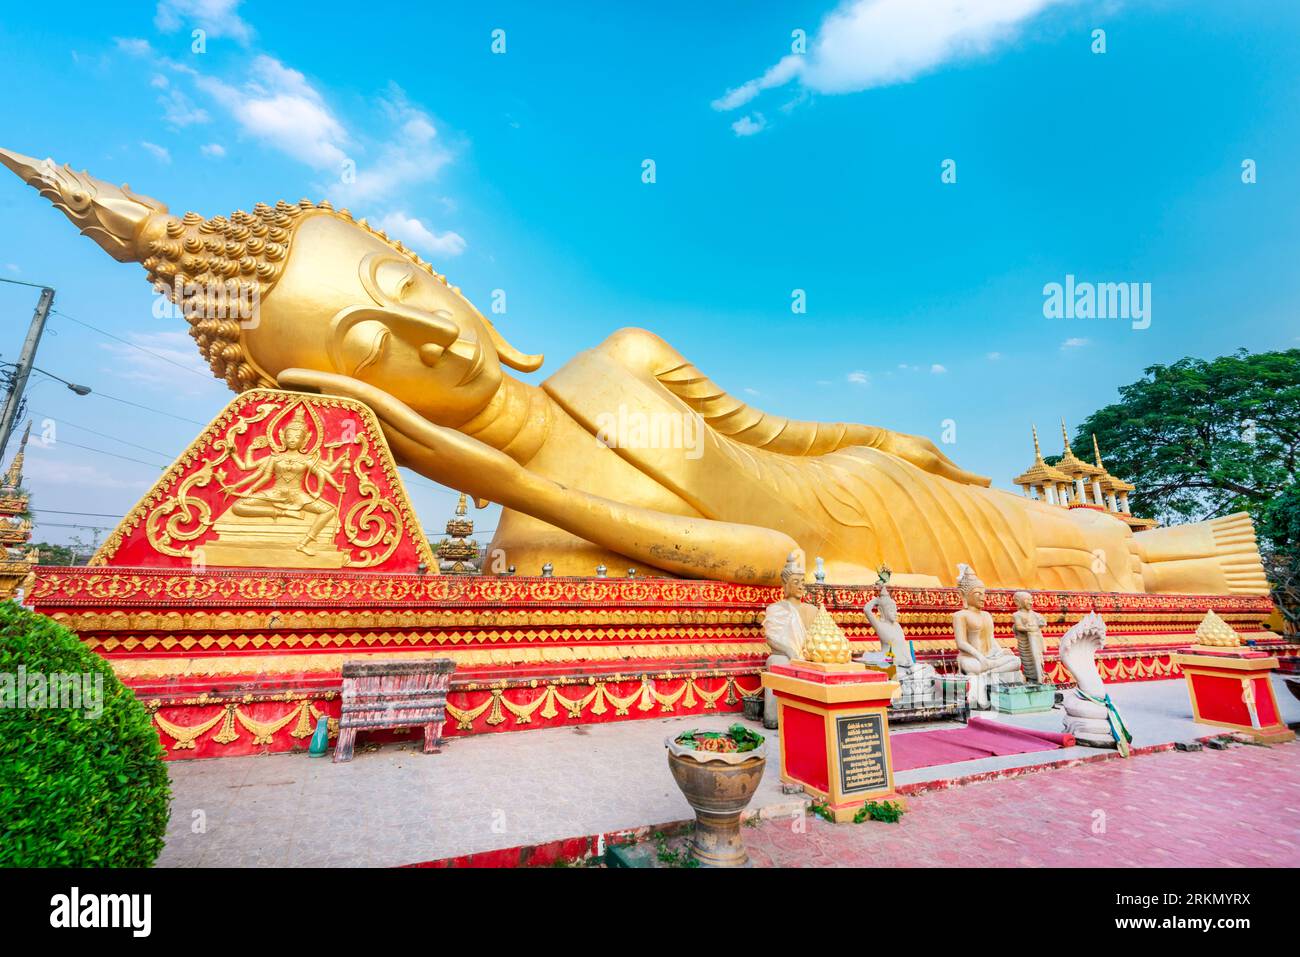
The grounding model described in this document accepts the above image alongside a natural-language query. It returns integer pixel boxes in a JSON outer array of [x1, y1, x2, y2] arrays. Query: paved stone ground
[[157, 677, 1300, 867], [734, 739, 1300, 868]]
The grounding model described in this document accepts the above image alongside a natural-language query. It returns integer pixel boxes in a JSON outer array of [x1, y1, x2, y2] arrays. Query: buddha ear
[[484, 319, 543, 373]]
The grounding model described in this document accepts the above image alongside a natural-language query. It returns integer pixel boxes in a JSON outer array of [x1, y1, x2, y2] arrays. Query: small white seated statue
[[861, 585, 937, 705], [952, 564, 1023, 708], [1058, 611, 1131, 755], [1011, 590, 1047, 683], [760, 553, 818, 728]]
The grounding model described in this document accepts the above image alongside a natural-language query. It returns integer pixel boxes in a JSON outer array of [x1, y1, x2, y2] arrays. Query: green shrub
[[0, 603, 170, 866]]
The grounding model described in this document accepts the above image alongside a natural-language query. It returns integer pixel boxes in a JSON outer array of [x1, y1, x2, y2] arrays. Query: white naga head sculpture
[[1058, 610, 1108, 696]]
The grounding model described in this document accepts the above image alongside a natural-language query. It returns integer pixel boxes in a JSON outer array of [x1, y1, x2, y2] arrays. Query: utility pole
[[0, 285, 54, 457]]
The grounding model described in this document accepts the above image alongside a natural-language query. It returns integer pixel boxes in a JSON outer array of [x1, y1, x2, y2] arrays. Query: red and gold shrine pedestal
[[762, 661, 901, 823], [1172, 648, 1295, 745]]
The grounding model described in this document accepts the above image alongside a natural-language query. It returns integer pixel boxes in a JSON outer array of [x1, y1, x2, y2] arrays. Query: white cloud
[[930, 363, 947, 374], [200, 142, 226, 157], [140, 141, 172, 164], [5, 264, 18, 274], [713, 0, 1067, 113], [158, 86, 209, 127], [24, 455, 154, 491], [847, 370, 870, 386], [114, 37, 154, 57], [1061, 337, 1090, 350], [376, 211, 466, 258], [743, 387, 760, 396], [730, 112, 767, 137], [195, 56, 349, 170], [987, 351, 1002, 360], [100, 330, 221, 393], [155, 0, 254, 45], [330, 86, 454, 206]]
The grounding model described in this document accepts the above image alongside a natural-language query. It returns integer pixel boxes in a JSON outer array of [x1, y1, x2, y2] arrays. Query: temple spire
[[1092, 433, 1104, 469], [1032, 424, 1044, 461]]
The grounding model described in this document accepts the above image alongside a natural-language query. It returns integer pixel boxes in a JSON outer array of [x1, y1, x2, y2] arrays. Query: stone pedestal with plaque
[[761, 660, 901, 823]]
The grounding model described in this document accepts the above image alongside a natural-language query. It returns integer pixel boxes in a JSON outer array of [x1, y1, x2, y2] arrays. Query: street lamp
[[32, 366, 91, 396]]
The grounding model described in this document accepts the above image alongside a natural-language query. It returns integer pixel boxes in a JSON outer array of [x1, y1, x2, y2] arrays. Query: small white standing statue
[[760, 553, 815, 728], [862, 585, 937, 705], [1011, 590, 1047, 683], [952, 564, 1023, 709], [1058, 611, 1132, 756]]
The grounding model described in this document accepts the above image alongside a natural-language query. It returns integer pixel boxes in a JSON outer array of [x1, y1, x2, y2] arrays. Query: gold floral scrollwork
[[341, 433, 402, 568], [145, 403, 275, 557]]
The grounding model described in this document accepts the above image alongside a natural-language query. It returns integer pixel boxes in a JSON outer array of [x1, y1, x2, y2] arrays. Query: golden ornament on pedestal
[[1192, 609, 1241, 648], [802, 605, 852, 664]]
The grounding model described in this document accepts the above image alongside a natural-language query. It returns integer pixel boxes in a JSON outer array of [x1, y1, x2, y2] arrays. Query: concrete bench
[[334, 659, 456, 763]]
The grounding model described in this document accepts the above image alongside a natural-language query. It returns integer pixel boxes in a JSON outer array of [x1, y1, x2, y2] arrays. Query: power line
[[30, 509, 127, 519], [31, 521, 115, 531], [31, 409, 178, 460], [51, 309, 216, 382], [38, 436, 167, 470], [0, 276, 51, 290], [76, 385, 208, 426]]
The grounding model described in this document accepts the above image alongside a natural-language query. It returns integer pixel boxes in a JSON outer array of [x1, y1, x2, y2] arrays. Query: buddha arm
[[952, 613, 984, 663], [588, 328, 990, 486], [279, 368, 798, 583]]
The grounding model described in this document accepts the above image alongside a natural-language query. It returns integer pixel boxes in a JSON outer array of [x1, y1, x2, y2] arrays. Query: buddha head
[[0, 148, 543, 428], [780, 552, 806, 601], [1013, 589, 1033, 613], [956, 564, 987, 610]]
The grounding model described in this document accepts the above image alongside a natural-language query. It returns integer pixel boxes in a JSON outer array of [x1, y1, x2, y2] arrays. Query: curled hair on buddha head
[[955, 563, 985, 600], [780, 552, 804, 584]]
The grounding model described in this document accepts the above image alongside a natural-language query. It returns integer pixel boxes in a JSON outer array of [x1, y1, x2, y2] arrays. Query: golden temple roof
[[1091, 434, 1135, 493], [1012, 425, 1072, 487], [1055, 420, 1104, 478]]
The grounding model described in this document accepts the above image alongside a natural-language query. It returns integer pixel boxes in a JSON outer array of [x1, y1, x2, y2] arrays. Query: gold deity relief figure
[[137, 394, 412, 570], [4, 146, 1269, 595], [216, 404, 351, 560]]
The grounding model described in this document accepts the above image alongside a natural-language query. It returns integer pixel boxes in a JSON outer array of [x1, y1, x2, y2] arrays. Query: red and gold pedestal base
[[762, 661, 901, 823], [1172, 648, 1295, 744]]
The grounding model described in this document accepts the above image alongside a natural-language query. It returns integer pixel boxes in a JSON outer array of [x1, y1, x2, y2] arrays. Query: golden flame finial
[[0, 146, 170, 264], [1032, 424, 1043, 462], [1092, 433, 1104, 469], [1060, 419, 1074, 457]]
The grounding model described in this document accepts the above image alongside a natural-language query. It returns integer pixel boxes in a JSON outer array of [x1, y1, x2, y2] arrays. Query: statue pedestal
[[761, 661, 901, 823], [1172, 648, 1295, 744]]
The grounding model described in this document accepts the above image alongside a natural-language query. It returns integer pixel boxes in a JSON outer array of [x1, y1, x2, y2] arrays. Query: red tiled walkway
[[742, 741, 1300, 867]]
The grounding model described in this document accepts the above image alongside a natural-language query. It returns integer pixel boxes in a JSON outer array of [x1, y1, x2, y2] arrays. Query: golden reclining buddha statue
[[1, 147, 1268, 594]]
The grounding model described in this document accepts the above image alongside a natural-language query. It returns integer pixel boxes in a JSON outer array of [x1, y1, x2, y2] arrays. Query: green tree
[[1076, 349, 1298, 526], [1074, 349, 1299, 628], [30, 541, 76, 565]]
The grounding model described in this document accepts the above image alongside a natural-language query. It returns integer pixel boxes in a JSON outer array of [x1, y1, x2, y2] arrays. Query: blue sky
[[0, 0, 1297, 550]]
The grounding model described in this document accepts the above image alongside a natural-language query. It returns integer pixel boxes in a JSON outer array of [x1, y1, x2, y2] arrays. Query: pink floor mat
[[891, 716, 1071, 772]]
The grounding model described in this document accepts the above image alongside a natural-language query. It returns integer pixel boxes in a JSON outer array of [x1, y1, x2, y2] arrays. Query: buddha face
[[248, 215, 512, 427], [1014, 590, 1033, 611], [783, 572, 806, 601], [965, 586, 986, 610]]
